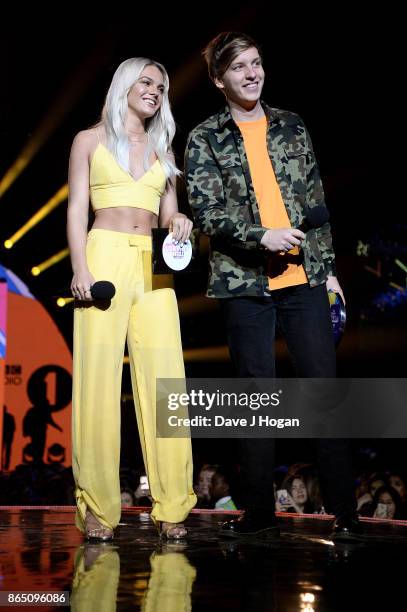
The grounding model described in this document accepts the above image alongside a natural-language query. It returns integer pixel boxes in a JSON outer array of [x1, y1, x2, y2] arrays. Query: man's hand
[[260, 228, 305, 253], [326, 275, 345, 304]]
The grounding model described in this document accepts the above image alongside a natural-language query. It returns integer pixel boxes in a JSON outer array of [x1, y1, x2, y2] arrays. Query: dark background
[[0, 8, 404, 472]]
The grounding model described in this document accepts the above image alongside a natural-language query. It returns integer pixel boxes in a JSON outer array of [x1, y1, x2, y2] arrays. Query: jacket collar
[[218, 100, 278, 130]]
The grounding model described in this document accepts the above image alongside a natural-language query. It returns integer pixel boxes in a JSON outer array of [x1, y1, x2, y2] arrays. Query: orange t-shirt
[[236, 116, 307, 290]]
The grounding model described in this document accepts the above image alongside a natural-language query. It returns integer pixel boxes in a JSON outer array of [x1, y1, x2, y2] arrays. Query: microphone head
[[90, 281, 116, 300], [306, 206, 330, 229]]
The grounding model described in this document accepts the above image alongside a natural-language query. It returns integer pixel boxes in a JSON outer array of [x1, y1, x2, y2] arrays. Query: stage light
[[0, 41, 113, 200], [31, 248, 69, 276], [57, 298, 74, 307], [395, 258, 407, 274], [4, 240, 13, 249], [5, 185, 68, 248], [301, 593, 316, 603], [300, 592, 317, 611]]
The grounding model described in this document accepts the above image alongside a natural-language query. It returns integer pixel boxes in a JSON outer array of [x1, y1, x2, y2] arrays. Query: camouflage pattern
[[184, 101, 336, 298]]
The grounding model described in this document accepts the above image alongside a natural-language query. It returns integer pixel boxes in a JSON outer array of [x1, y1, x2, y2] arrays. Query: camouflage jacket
[[184, 101, 336, 298]]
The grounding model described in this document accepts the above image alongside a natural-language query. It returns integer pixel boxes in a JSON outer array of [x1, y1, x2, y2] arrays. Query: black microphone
[[90, 281, 116, 300], [297, 206, 330, 233], [55, 281, 116, 301]]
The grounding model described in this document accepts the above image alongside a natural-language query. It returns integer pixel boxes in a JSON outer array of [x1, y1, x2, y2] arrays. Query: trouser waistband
[[87, 228, 152, 248]]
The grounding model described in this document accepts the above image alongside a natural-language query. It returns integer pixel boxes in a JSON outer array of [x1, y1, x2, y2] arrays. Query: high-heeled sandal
[[85, 510, 114, 542], [156, 521, 187, 540]]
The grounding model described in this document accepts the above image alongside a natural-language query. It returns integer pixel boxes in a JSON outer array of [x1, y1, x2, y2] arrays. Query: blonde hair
[[101, 57, 180, 181]]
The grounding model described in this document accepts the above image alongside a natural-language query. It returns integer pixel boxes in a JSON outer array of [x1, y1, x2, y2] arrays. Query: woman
[[276, 474, 318, 514], [367, 485, 404, 520], [67, 57, 197, 541], [194, 463, 217, 508]]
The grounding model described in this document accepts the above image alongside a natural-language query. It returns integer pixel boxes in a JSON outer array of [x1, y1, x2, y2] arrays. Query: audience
[[1, 453, 406, 525]]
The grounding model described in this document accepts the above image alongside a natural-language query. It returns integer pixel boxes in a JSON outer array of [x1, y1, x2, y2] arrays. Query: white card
[[162, 232, 192, 271]]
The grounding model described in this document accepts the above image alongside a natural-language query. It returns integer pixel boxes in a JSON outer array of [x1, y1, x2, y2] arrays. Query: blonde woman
[[67, 58, 196, 541]]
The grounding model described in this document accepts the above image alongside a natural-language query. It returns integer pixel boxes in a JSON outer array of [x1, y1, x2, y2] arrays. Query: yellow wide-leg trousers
[[71, 544, 196, 611], [72, 228, 196, 533]]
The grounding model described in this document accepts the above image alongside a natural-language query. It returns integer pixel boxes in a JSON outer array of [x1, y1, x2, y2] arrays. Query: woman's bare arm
[[159, 163, 193, 243], [67, 130, 95, 300]]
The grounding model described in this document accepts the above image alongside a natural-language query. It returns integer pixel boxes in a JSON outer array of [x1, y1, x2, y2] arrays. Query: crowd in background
[[1, 452, 406, 521]]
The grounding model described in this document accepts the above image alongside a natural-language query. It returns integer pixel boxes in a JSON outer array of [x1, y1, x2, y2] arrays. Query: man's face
[[209, 474, 228, 501], [215, 46, 265, 108]]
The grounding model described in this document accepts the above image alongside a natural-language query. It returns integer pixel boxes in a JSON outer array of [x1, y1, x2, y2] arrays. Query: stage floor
[[0, 507, 406, 611]]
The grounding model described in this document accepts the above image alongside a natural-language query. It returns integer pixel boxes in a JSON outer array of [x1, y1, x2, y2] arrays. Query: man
[[185, 32, 362, 539], [209, 466, 238, 511]]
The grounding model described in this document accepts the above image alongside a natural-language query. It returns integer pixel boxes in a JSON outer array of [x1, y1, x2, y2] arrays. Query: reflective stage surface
[[0, 508, 406, 611]]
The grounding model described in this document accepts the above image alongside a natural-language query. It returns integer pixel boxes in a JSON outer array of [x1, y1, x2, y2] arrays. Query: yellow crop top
[[89, 143, 166, 215]]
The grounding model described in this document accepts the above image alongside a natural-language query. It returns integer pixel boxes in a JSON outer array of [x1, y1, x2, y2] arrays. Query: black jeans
[[219, 282, 356, 518]]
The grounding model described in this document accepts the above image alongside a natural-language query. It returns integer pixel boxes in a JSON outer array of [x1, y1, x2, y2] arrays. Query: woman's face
[[196, 469, 215, 498], [378, 491, 396, 519], [291, 478, 308, 506], [389, 475, 407, 500], [127, 65, 165, 120], [121, 492, 133, 507], [370, 479, 385, 497]]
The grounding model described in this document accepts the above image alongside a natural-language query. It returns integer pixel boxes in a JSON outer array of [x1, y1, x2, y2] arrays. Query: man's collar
[[218, 105, 234, 129], [215, 495, 232, 507], [218, 100, 277, 129]]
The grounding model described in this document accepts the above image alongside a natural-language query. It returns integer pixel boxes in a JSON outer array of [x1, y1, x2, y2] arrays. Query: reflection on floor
[[0, 508, 406, 611]]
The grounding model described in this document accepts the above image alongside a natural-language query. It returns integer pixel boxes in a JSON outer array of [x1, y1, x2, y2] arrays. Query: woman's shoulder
[[72, 125, 105, 150], [70, 127, 107, 165]]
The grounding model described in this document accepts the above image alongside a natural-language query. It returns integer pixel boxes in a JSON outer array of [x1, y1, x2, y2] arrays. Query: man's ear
[[214, 77, 225, 92]]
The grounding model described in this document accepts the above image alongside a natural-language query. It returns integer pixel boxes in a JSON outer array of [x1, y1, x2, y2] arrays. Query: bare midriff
[[92, 206, 158, 235]]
